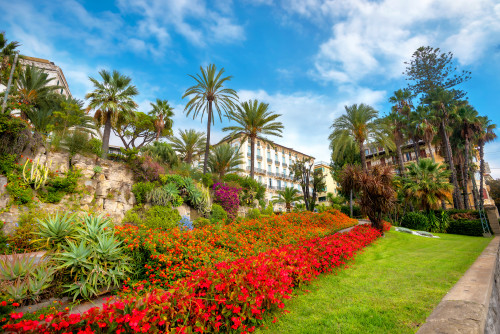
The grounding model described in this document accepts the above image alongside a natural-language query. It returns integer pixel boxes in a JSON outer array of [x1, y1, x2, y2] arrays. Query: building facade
[[218, 135, 314, 210], [18, 56, 72, 97], [314, 161, 339, 203]]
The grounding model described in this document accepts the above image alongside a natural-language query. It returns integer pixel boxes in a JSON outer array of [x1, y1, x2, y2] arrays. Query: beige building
[[217, 134, 314, 210], [314, 161, 339, 203], [18, 56, 72, 97]]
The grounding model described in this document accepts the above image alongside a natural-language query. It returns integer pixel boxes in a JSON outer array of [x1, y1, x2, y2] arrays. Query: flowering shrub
[[4, 225, 381, 333], [213, 182, 240, 221], [115, 209, 358, 287]]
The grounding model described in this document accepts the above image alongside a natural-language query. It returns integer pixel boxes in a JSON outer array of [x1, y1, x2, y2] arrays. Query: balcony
[[275, 161, 281, 166], [267, 172, 274, 177], [256, 168, 266, 175], [282, 162, 287, 168], [267, 158, 272, 163], [257, 155, 263, 160], [247, 152, 251, 157]]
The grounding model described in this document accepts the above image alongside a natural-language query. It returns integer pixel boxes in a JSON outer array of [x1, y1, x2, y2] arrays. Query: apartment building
[[18, 56, 72, 97], [218, 134, 314, 209], [314, 161, 339, 203]]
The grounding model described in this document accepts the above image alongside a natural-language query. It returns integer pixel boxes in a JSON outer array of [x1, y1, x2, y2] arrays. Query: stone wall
[[417, 237, 500, 334], [0, 151, 136, 233]]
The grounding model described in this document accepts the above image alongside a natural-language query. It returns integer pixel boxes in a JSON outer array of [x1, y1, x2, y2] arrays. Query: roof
[[216, 132, 315, 159], [22, 56, 52, 64]]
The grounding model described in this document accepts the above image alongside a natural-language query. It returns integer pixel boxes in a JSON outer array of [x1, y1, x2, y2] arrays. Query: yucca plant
[[35, 212, 78, 250]]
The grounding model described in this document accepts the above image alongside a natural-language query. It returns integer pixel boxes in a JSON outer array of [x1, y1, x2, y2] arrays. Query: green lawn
[[257, 229, 492, 334]]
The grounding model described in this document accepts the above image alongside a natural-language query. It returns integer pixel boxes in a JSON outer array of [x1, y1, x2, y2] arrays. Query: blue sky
[[2, 0, 500, 176]]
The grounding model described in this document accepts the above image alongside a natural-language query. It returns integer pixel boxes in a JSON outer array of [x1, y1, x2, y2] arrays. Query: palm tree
[[208, 143, 243, 179], [272, 187, 302, 212], [183, 64, 239, 174], [86, 70, 138, 159], [424, 87, 463, 209], [141, 141, 179, 168], [149, 99, 174, 140], [222, 99, 284, 179], [0, 32, 20, 86], [389, 89, 420, 162], [455, 103, 479, 209], [412, 105, 438, 162], [476, 116, 497, 207], [385, 111, 406, 176], [329, 103, 381, 171], [402, 158, 453, 212], [15, 65, 60, 119], [169, 129, 207, 164]]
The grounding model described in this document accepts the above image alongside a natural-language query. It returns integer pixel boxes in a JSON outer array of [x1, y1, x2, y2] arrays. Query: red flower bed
[[115, 209, 358, 287], [4, 225, 381, 333]]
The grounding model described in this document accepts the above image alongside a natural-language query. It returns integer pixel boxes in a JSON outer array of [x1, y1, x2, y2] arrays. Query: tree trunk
[[412, 137, 420, 163], [460, 162, 470, 209], [441, 120, 463, 209], [203, 101, 212, 174], [471, 164, 479, 210], [359, 141, 367, 171], [349, 189, 353, 218], [480, 141, 485, 208], [462, 136, 470, 209], [101, 113, 112, 159], [396, 142, 405, 176], [427, 141, 435, 162], [250, 136, 255, 179]]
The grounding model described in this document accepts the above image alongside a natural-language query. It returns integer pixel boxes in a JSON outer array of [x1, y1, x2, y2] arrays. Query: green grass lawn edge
[[257, 229, 492, 334]]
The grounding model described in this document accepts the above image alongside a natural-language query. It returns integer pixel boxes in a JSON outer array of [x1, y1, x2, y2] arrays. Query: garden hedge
[[446, 219, 484, 236]]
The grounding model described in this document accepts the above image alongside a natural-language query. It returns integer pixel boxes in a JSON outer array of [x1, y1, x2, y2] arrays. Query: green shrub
[[261, 204, 274, 216], [246, 208, 261, 220], [0, 154, 17, 175], [210, 204, 228, 224], [340, 204, 362, 217], [159, 174, 185, 187], [193, 217, 211, 229], [447, 219, 485, 236], [122, 206, 142, 225], [427, 210, 449, 233], [38, 169, 81, 203], [88, 138, 102, 157], [6, 179, 33, 205], [400, 212, 429, 231], [142, 206, 182, 230], [201, 173, 214, 188], [132, 182, 156, 205], [146, 183, 184, 207]]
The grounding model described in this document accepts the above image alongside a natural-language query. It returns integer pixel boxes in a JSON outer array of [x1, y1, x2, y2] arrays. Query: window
[[277, 180, 281, 188], [275, 154, 278, 161], [258, 162, 261, 169], [405, 153, 410, 161], [267, 151, 271, 158], [365, 149, 370, 155], [268, 165, 271, 172], [282, 149, 285, 154], [257, 148, 261, 156], [259, 176, 262, 182], [276, 167, 279, 174], [248, 160, 251, 167], [268, 178, 272, 187], [283, 168, 287, 176], [284, 181, 288, 188]]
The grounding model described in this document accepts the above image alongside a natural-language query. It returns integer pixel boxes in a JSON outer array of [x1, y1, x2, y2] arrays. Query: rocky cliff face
[[0, 150, 136, 234]]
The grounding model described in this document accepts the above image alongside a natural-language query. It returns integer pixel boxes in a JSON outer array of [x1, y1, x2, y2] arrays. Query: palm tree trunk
[[427, 141, 435, 162], [441, 120, 463, 209], [101, 113, 112, 159], [412, 137, 420, 163], [359, 142, 367, 171], [471, 164, 479, 210], [460, 162, 470, 209], [479, 141, 485, 208], [396, 142, 405, 176], [250, 136, 255, 179], [349, 189, 353, 218], [203, 101, 212, 174], [463, 136, 470, 209]]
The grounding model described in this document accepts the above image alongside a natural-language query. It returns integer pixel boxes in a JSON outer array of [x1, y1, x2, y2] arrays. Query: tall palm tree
[[208, 143, 243, 179], [476, 116, 497, 207], [169, 129, 207, 164], [389, 89, 420, 162], [424, 87, 463, 209], [402, 158, 453, 212], [385, 111, 406, 176], [183, 64, 239, 174], [412, 105, 438, 162], [149, 98, 174, 140], [272, 187, 302, 212], [0, 32, 20, 86], [15, 65, 60, 119], [455, 103, 479, 209], [329, 103, 381, 171], [222, 99, 284, 179], [86, 70, 138, 159]]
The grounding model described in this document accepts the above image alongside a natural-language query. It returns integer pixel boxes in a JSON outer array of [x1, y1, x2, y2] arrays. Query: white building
[[218, 134, 315, 210], [18, 56, 72, 97]]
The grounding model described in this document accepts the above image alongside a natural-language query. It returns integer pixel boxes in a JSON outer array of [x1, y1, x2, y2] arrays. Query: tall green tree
[[183, 64, 239, 174], [86, 70, 138, 159], [169, 129, 206, 164], [455, 103, 479, 209], [0, 32, 20, 86], [389, 89, 420, 162], [222, 99, 284, 179], [272, 187, 302, 212], [424, 87, 463, 209], [208, 143, 243, 179], [142, 141, 179, 168], [401, 158, 453, 212], [290, 158, 325, 212], [329, 103, 382, 171], [412, 105, 438, 162], [113, 111, 163, 149], [149, 99, 174, 140], [404, 46, 471, 101], [476, 116, 497, 207]]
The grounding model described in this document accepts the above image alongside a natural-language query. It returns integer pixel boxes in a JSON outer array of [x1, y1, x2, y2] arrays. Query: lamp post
[[1, 53, 19, 114]]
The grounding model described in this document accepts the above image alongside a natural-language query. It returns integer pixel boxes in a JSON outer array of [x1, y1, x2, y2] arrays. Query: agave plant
[[79, 214, 113, 243], [35, 212, 78, 250], [196, 182, 212, 217], [28, 264, 55, 300], [0, 253, 38, 281], [2, 280, 29, 301]]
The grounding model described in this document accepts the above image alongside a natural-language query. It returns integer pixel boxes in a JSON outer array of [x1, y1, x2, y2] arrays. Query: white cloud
[[280, 0, 500, 84]]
